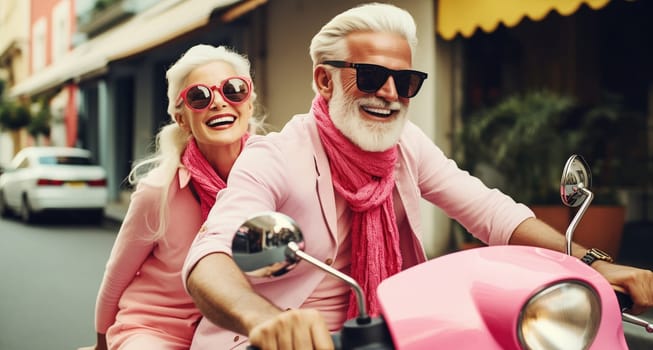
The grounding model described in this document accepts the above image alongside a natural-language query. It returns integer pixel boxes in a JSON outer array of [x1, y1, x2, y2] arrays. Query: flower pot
[[532, 205, 625, 260], [531, 205, 571, 234], [572, 205, 626, 260]]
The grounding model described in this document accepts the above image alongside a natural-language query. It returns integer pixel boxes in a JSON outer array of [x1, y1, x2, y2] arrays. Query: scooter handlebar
[[616, 290, 634, 312]]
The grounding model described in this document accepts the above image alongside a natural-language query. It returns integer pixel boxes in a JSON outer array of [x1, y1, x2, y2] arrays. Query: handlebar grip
[[246, 333, 341, 350], [616, 291, 634, 312]]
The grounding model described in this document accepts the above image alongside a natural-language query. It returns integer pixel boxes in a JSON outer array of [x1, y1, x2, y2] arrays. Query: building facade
[[4, 0, 650, 258], [0, 0, 30, 162]]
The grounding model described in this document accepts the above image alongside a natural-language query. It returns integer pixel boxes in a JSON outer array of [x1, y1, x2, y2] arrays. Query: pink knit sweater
[[95, 168, 202, 347]]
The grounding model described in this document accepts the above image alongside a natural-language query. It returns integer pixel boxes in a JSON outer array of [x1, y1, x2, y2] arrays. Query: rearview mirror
[[559, 154, 595, 256], [231, 211, 304, 277], [560, 154, 592, 208]]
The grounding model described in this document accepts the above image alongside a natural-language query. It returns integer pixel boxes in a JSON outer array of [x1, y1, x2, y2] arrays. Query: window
[[38, 156, 93, 166], [17, 158, 29, 169], [32, 17, 47, 72], [52, 0, 71, 62]]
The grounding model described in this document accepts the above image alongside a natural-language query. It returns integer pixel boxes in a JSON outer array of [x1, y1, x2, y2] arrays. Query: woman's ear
[[174, 112, 190, 132], [314, 65, 333, 101]]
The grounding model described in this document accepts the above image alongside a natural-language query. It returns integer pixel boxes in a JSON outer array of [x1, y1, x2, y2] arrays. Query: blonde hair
[[128, 44, 263, 241]]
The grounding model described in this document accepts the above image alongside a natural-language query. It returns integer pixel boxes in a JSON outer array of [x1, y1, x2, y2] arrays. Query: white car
[[0, 147, 108, 223]]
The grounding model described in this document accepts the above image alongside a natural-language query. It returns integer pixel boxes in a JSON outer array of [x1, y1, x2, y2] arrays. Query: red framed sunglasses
[[176, 76, 252, 111]]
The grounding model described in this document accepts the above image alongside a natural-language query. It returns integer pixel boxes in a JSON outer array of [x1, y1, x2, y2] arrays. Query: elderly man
[[182, 3, 653, 349]]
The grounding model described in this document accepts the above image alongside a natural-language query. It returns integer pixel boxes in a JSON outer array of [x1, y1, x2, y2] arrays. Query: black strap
[[581, 253, 596, 265]]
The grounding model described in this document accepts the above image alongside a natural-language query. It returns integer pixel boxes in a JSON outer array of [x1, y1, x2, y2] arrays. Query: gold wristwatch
[[581, 248, 614, 266]]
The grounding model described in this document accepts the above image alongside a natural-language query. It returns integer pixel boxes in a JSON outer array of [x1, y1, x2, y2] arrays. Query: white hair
[[309, 2, 418, 78], [128, 44, 263, 241], [165, 44, 256, 118]]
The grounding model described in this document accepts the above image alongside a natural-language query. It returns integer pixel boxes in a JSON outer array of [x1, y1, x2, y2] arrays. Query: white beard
[[328, 77, 408, 152]]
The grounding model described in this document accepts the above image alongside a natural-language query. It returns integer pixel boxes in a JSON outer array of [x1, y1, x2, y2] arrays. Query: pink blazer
[[183, 113, 534, 349]]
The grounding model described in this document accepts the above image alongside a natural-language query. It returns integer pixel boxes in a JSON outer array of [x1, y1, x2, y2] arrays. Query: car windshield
[[38, 156, 93, 166]]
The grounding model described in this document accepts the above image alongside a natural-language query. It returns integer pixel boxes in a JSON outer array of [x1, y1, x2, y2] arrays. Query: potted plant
[[454, 90, 644, 257], [0, 80, 32, 155], [569, 93, 647, 258], [27, 99, 52, 143], [0, 99, 32, 155], [454, 90, 578, 248], [456, 90, 579, 204]]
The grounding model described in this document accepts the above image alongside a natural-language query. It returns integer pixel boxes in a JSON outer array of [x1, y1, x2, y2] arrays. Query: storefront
[[437, 0, 652, 253]]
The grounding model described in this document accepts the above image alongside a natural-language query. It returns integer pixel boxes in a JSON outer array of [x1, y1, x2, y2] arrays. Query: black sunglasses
[[322, 60, 427, 98]]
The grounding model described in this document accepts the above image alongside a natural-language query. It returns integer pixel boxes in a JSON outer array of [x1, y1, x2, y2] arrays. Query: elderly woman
[[81, 44, 264, 350]]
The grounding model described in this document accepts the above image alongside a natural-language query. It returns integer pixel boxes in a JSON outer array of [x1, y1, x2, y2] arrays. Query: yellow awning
[[437, 0, 611, 40]]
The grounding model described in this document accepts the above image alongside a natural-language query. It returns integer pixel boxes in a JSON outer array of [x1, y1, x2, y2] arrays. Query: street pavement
[[103, 197, 129, 225], [0, 216, 118, 350]]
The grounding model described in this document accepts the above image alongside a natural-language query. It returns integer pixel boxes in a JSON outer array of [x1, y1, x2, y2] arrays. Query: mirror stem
[[622, 313, 653, 333], [287, 242, 370, 323], [565, 186, 594, 256]]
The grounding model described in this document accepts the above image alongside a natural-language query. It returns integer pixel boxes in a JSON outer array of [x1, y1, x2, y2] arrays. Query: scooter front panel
[[376, 245, 627, 349]]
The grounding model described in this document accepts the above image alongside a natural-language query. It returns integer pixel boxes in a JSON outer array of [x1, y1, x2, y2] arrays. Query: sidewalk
[[103, 191, 131, 225], [104, 200, 128, 224]]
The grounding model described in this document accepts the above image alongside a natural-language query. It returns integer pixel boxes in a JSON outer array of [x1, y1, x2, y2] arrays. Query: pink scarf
[[312, 94, 403, 319], [181, 135, 248, 220]]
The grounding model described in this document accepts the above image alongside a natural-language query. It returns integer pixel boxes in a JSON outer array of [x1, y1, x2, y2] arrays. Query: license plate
[[66, 181, 86, 187]]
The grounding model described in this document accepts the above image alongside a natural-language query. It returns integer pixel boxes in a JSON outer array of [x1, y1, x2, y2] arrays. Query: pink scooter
[[233, 154, 652, 349]]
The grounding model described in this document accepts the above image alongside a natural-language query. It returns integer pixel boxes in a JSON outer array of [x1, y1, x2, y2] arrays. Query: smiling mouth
[[206, 116, 236, 127], [362, 106, 395, 119]]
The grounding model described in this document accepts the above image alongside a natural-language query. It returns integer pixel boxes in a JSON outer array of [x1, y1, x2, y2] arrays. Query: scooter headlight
[[518, 281, 601, 350]]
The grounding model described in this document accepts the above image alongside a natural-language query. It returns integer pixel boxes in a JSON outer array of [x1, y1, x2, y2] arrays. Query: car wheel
[[0, 191, 10, 218], [20, 195, 35, 224]]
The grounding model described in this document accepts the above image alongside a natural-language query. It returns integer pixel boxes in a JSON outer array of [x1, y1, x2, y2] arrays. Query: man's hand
[[593, 261, 653, 315], [248, 309, 334, 350]]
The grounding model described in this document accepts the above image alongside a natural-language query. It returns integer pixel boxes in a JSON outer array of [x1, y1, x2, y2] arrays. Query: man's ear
[[314, 65, 333, 101]]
